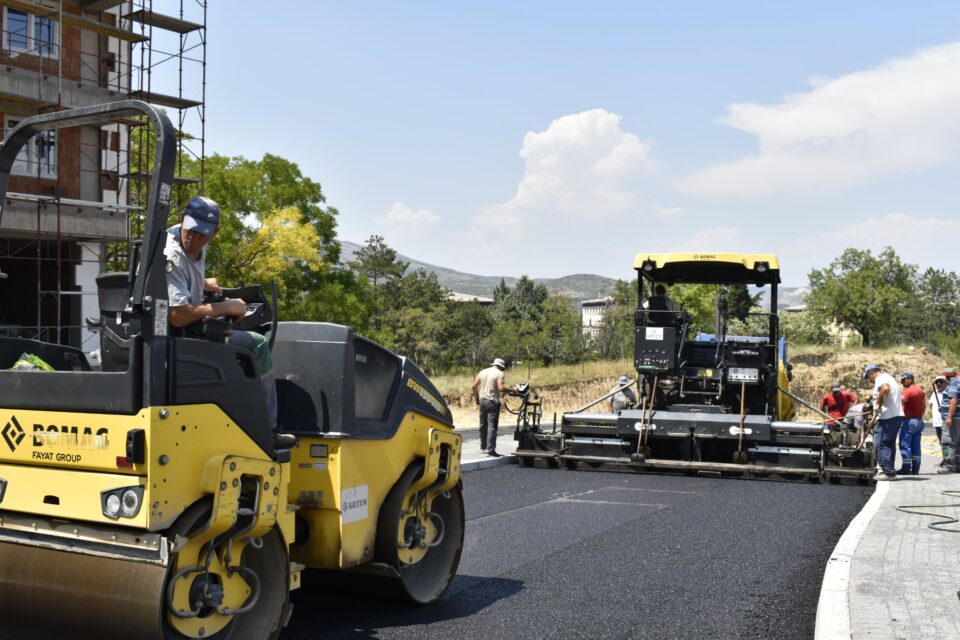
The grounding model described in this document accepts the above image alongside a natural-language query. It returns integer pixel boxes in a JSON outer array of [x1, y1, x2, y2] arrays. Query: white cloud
[[818, 212, 960, 272], [376, 202, 440, 229], [680, 227, 744, 251], [679, 42, 960, 197], [474, 108, 657, 236], [651, 204, 685, 219]]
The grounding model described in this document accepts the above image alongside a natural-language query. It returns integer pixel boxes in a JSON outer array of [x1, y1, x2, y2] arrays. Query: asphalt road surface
[[283, 465, 872, 640]]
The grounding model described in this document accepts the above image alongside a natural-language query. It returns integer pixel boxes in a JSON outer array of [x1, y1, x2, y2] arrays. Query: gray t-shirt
[[476, 366, 504, 403], [164, 224, 206, 307], [610, 385, 637, 412], [843, 402, 867, 431]]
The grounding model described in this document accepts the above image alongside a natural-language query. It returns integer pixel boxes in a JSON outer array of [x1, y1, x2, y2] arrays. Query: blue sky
[[192, 1, 960, 286]]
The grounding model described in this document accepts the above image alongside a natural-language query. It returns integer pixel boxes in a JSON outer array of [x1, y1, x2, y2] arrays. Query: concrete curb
[[461, 454, 516, 473], [813, 480, 890, 640]]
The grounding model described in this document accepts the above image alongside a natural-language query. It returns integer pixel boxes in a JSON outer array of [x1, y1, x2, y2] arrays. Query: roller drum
[[0, 540, 167, 640]]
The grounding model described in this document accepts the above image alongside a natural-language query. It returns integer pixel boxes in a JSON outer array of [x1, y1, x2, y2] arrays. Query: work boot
[[874, 473, 897, 481]]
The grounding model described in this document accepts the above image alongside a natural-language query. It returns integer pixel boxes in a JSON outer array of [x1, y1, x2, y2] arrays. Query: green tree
[[351, 235, 409, 292], [375, 268, 452, 370], [669, 284, 719, 334], [807, 247, 915, 346], [171, 151, 363, 325], [593, 312, 626, 359], [590, 279, 637, 360], [724, 284, 760, 323], [447, 301, 494, 369], [494, 276, 548, 323], [196, 153, 340, 279], [492, 278, 511, 305], [907, 267, 960, 346], [777, 309, 833, 345], [350, 235, 409, 330], [538, 295, 581, 365], [284, 268, 372, 332]]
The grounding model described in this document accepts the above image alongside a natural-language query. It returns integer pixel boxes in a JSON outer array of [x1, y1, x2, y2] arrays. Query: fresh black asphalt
[[283, 464, 871, 640]]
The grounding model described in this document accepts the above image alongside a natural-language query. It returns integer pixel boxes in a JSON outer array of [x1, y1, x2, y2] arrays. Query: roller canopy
[[634, 252, 781, 285]]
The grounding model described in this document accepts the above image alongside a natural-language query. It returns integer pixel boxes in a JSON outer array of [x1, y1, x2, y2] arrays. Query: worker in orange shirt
[[820, 381, 859, 426]]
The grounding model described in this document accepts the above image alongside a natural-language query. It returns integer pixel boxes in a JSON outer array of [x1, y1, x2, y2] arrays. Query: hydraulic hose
[[896, 490, 960, 532]]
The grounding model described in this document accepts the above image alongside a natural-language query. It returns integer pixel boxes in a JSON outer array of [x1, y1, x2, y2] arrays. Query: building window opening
[[5, 118, 57, 179], [6, 9, 28, 51], [3, 9, 59, 59]]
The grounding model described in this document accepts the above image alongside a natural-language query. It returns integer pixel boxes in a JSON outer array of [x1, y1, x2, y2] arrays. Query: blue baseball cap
[[182, 196, 221, 237], [899, 371, 914, 380], [863, 364, 880, 378]]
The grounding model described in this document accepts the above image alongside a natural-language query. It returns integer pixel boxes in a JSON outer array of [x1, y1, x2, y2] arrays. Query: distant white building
[[581, 297, 613, 336], [448, 292, 494, 305]]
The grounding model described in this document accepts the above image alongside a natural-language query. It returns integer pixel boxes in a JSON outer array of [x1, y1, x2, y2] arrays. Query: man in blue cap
[[608, 375, 637, 413], [864, 364, 903, 480], [164, 196, 292, 448], [164, 196, 241, 323]]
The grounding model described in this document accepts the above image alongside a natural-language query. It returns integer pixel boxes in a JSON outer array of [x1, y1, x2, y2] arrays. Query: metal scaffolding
[[0, 0, 207, 348]]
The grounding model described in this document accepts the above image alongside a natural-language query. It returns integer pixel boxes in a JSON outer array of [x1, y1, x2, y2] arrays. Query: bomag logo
[[2, 416, 25, 452]]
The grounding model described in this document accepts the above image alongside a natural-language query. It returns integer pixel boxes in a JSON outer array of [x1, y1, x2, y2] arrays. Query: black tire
[[375, 461, 465, 604]]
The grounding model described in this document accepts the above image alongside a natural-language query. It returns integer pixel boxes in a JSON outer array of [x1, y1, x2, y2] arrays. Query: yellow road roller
[[0, 102, 463, 639]]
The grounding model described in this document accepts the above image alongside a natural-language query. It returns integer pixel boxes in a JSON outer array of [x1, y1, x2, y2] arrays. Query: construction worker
[[897, 371, 925, 475], [819, 382, 858, 426], [937, 367, 960, 474], [164, 196, 294, 448], [863, 364, 903, 480], [472, 358, 516, 457], [646, 284, 676, 312], [608, 375, 637, 413], [930, 375, 948, 465]]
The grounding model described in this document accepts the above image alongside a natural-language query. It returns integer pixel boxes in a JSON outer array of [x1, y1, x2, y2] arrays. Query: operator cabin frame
[[632, 252, 783, 416]]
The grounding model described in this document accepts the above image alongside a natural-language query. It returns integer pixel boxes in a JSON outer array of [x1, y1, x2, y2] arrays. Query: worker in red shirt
[[898, 371, 926, 474], [820, 382, 858, 425]]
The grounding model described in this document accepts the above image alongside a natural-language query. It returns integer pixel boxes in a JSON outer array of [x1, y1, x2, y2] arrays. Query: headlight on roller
[[101, 486, 144, 520], [120, 488, 141, 517], [104, 493, 121, 518]]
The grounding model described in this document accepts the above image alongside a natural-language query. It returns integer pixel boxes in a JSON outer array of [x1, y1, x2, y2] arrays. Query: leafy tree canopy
[[807, 247, 914, 346]]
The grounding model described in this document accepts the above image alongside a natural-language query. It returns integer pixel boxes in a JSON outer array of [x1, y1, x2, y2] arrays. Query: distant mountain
[[340, 241, 617, 302]]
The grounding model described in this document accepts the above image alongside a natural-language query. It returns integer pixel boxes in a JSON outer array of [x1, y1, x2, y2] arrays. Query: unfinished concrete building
[[0, 0, 205, 354]]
